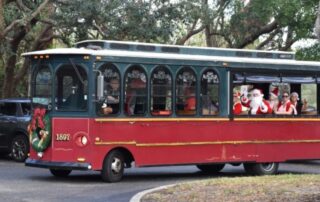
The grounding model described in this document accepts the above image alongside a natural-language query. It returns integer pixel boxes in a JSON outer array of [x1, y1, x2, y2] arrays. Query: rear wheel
[[197, 164, 225, 173], [101, 150, 124, 182], [50, 169, 72, 177], [244, 162, 279, 175], [11, 135, 29, 162]]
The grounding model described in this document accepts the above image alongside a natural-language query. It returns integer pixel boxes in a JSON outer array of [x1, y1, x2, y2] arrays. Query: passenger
[[268, 87, 279, 112], [242, 89, 272, 115], [274, 92, 294, 115], [290, 92, 307, 115], [233, 91, 248, 115], [125, 78, 146, 115], [102, 78, 120, 115], [184, 87, 196, 111]]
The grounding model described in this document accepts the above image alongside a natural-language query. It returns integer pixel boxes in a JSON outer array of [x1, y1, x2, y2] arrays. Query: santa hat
[[252, 89, 263, 96], [270, 87, 279, 98], [290, 92, 299, 100]]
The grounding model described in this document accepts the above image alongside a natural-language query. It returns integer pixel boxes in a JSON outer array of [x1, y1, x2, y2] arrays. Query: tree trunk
[[315, 1, 320, 40], [2, 26, 26, 98]]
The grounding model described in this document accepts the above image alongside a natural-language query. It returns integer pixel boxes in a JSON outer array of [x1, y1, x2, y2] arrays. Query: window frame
[[124, 64, 148, 117], [175, 66, 197, 116], [150, 65, 173, 117], [54, 64, 89, 112], [200, 68, 220, 116]]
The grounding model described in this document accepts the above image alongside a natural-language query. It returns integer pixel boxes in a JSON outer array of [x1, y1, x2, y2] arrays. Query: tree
[[203, 0, 319, 50], [1, 0, 319, 97], [53, 0, 184, 44], [0, 0, 54, 98]]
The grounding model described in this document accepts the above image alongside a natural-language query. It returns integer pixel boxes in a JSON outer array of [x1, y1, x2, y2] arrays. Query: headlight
[[75, 134, 89, 147], [81, 136, 88, 145]]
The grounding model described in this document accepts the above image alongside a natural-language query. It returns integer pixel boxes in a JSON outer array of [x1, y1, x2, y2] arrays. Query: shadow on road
[[0, 154, 11, 161], [23, 162, 320, 184]]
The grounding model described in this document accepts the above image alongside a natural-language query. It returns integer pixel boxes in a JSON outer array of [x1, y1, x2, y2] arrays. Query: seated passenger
[[185, 93, 196, 111], [268, 87, 279, 112], [202, 96, 219, 115], [125, 79, 146, 115], [233, 91, 248, 115], [290, 92, 307, 115], [274, 92, 294, 115], [242, 89, 272, 115], [101, 78, 120, 115]]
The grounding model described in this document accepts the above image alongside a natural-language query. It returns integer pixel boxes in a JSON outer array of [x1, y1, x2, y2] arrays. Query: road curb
[[130, 183, 177, 202]]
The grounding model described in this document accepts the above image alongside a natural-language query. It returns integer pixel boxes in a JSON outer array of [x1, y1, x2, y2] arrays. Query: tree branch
[[256, 29, 281, 50], [1, 0, 50, 39], [176, 19, 206, 45], [238, 20, 279, 48], [16, 0, 31, 12]]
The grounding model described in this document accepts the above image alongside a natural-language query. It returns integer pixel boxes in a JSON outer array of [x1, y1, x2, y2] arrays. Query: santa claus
[[242, 89, 272, 115]]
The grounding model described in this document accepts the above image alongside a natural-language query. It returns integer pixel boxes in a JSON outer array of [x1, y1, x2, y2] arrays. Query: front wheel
[[101, 150, 124, 182], [11, 135, 29, 162], [197, 164, 225, 173], [244, 162, 279, 175], [50, 169, 72, 177]]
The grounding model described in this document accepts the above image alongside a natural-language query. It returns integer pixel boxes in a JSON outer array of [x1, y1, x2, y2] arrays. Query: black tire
[[11, 135, 29, 162], [197, 164, 225, 173], [101, 150, 124, 182], [244, 162, 279, 175], [50, 169, 72, 177]]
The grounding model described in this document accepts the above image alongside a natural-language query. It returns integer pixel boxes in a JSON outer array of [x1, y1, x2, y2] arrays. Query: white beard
[[250, 96, 263, 114]]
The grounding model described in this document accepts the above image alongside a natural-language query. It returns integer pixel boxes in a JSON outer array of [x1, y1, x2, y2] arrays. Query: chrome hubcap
[[12, 139, 26, 160], [261, 163, 274, 171], [111, 157, 122, 174]]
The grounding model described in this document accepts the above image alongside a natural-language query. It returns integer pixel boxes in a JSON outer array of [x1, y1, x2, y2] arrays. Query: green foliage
[[296, 43, 320, 61], [55, 0, 171, 43]]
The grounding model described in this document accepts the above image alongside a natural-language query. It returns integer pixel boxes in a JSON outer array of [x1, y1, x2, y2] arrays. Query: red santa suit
[[241, 89, 272, 115], [250, 100, 272, 115], [277, 100, 294, 113], [233, 102, 243, 115]]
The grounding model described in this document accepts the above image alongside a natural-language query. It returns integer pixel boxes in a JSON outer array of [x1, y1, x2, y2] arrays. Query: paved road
[[0, 155, 319, 202]]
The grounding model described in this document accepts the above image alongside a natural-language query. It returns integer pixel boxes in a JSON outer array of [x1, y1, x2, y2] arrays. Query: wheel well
[[10, 131, 28, 146], [14, 130, 28, 139], [108, 147, 134, 168]]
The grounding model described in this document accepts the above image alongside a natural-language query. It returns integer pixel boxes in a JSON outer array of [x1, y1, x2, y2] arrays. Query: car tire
[[50, 169, 72, 177], [11, 134, 29, 162], [244, 162, 279, 175], [101, 150, 124, 182]]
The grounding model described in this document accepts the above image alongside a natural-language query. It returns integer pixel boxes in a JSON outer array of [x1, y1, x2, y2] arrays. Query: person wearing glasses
[[274, 92, 295, 115]]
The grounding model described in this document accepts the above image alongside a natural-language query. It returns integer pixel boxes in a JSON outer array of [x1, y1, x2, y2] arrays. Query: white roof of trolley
[[23, 47, 320, 68]]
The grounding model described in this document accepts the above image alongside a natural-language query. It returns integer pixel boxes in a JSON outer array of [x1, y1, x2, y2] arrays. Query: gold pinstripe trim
[[94, 139, 320, 147], [95, 141, 136, 145], [95, 117, 320, 122], [95, 118, 229, 122]]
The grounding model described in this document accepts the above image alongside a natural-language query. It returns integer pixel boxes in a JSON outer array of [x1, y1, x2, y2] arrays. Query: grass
[[141, 174, 320, 202]]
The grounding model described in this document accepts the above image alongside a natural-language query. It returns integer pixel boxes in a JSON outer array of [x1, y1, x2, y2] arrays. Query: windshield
[[32, 65, 52, 107], [55, 64, 88, 111]]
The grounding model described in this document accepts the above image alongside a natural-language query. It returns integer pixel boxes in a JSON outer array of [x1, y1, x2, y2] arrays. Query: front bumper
[[25, 158, 91, 170]]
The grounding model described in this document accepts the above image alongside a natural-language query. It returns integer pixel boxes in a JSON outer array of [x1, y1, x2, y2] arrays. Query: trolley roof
[[23, 40, 320, 67]]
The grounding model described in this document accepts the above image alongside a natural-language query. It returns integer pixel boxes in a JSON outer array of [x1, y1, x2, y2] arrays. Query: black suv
[[0, 98, 31, 161]]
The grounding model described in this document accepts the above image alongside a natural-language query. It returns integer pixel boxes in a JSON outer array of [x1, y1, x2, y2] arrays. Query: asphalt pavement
[[0, 155, 319, 202]]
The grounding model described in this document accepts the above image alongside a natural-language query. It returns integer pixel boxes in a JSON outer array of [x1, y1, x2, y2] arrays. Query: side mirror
[[97, 73, 104, 100]]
